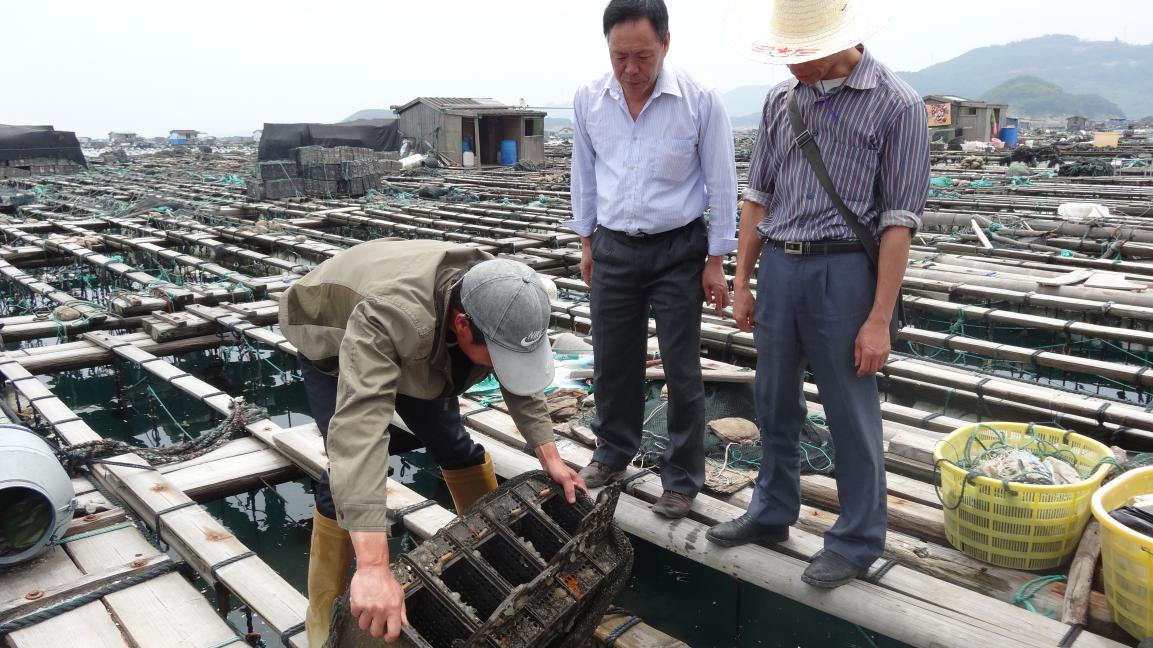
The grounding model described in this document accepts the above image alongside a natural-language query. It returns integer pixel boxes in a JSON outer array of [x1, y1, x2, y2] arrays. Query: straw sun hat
[[727, 0, 900, 64]]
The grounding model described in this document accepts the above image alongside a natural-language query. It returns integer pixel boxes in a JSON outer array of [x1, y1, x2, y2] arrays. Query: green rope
[[55, 522, 135, 544], [1013, 575, 1066, 617], [146, 385, 192, 441], [855, 625, 880, 648]]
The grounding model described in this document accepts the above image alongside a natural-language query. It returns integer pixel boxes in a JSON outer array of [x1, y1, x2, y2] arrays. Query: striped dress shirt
[[567, 66, 738, 257], [745, 47, 929, 242]]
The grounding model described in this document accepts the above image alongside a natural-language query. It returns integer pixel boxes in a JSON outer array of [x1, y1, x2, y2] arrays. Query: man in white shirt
[[567, 0, 737, 518]]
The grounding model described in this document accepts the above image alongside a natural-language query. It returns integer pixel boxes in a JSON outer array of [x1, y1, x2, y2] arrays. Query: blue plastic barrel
[[462, 138, 471, 152], [999, 126, 1018, 147], [500, 139, 517, 165]]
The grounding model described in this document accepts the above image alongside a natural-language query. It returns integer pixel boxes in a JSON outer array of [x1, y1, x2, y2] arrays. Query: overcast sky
[[4, 0, 1152, 138]]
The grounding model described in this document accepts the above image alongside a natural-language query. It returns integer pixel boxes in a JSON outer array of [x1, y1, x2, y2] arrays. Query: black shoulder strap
[[784, 81, 904, 337], [784, 81, 879, 267]]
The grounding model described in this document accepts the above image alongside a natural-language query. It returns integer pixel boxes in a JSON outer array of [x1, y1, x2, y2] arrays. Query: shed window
[[525, 118, 543, 137]]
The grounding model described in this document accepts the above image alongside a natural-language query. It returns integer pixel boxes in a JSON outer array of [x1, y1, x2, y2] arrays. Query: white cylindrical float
[[0, 424, 76, 566]]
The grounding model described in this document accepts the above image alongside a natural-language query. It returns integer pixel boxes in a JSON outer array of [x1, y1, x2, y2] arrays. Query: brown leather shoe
[[579, 461, 626, 488], [651, 490, 693, 519]]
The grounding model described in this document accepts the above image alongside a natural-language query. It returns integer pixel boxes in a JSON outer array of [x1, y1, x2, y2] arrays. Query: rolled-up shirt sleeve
[[698, 88, 738, 256], [877, 97, 929, 233], [327, 299, 399, 532], [742, 93, 777, 209], [566, 88, 597, 237]]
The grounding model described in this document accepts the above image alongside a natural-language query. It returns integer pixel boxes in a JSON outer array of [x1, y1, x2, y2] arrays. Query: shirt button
[[806, 193, 815, 199]]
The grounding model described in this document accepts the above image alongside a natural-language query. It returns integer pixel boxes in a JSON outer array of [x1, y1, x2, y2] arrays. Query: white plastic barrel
[[0, 424, 75, 566], [463, 151, 475, 167]]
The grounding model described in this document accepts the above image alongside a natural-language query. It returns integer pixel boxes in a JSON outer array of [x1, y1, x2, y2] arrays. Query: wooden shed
[[923, 95, 1008, 143], [390, 97, 546, 167]]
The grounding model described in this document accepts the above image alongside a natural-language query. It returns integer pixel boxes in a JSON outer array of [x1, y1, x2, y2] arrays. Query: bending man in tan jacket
[[279, 239, 586, 645]]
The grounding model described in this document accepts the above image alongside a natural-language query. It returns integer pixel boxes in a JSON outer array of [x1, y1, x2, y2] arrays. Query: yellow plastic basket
[[1092, 466, 1153, 640], [933, 422, 1113, 571]]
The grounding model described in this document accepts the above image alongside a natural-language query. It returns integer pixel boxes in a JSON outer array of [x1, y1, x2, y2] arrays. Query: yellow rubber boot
[[305, 511, 354, 648], [442, 452, 498, 513]]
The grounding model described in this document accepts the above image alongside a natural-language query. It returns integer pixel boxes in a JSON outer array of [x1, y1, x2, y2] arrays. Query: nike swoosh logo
[[520, 330, 545, 347]]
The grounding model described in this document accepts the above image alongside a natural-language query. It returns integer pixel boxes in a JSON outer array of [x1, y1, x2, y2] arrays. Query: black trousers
[[588, 219, 708, 497], [299, 357, 485, 519]]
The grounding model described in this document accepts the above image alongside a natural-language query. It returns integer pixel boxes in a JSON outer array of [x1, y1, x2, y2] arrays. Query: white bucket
[[463, 151, 475, 167]]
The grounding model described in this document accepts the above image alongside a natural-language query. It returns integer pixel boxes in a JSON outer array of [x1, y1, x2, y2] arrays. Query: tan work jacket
[[279, 239, 554, 530]]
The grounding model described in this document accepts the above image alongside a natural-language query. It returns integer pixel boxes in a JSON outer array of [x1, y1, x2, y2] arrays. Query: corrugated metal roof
[[392, 97, 512, 112]]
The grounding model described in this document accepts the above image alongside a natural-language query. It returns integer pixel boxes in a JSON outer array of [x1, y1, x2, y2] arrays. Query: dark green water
[[35, 342, 910, 648]]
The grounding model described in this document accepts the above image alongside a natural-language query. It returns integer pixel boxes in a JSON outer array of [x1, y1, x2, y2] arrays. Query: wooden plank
[[61, 509, 128, 539], [594, 612, 686, 648], [0, 550, 84, 607], [1063, 520, 1103, 627], [164, 448, 299, 501], [797, 473, 948, 546], [64, 527, 160, 572], [11, 333, 239, 375], [6, 601, 130, 648], [0, 554, 170, 625], [105, 572, 243, 648]]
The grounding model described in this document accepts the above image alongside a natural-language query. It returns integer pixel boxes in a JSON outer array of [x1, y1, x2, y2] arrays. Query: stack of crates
[[249, 147, 403, 200]]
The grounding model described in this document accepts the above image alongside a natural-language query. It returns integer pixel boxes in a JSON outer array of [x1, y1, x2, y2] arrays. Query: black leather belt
[[765, 239, 865, 255], [600, 219, 701, 241]]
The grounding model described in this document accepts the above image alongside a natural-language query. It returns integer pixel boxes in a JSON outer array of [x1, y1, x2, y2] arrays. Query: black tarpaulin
[[257, 120, 400, 162], [0, 125, 86, 166]]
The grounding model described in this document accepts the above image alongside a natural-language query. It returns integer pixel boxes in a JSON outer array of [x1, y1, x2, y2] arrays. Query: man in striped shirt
[[706, 15, 929, 588], [567, 0, 737, 518]]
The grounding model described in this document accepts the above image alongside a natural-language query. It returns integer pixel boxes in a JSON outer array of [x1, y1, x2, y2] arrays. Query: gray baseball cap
[[461, 259, 554, 396]]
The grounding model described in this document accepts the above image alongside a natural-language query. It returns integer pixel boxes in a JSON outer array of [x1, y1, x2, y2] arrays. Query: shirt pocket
[[652, 137, 697, 183], [825, 143, 880, 203]]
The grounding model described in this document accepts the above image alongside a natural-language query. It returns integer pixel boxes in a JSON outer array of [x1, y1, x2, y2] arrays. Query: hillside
[[723, 85, 774, 123], [341, 109, 395, 122], [980, 75, 1124, 119], [731, 112, 763, 130], [900, 34, 1149, 118]]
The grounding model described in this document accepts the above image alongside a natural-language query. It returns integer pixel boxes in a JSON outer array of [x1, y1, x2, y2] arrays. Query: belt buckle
[[783, 241, 805, 255], [626, 231, 647, 239]]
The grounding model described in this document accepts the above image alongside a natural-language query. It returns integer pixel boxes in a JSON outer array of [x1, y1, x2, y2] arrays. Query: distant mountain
[[341, 109, 395, 122], [980, 75, 1124, 119], [900, 34, 1150, 118], [731, 112, 763, 130], [723, 85, 773, 122]]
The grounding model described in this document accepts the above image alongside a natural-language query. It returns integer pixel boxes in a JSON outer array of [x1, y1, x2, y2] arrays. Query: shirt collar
[[803, 46, 878, 99], [604, 65, 681, 102], [802, 46, 880, 101], [845, 46, 879, 90]]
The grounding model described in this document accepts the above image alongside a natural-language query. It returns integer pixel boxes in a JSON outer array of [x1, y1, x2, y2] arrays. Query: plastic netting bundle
[[579, 382, 836, 482]]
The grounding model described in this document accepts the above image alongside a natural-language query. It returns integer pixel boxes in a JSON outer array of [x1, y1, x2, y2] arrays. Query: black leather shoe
[[706, 514, 789, 548], [801, 550, 867, 589]]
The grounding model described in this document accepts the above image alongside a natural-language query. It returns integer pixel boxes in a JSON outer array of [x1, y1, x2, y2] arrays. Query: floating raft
[[3, 140, 1153, 646]]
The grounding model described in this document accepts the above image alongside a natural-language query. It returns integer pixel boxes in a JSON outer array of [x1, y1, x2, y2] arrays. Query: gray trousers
[[589, 219, 707, 497], [746, 245, 887, 568]]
